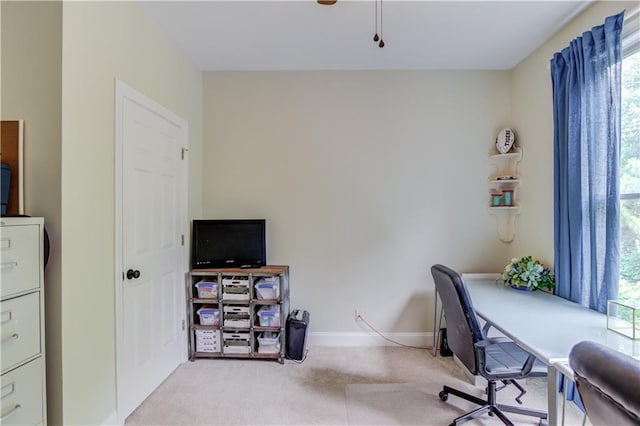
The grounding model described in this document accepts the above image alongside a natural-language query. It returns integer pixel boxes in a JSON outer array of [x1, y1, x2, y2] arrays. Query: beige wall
[[509, 1, 636, 265], [203, 71, 511, 333], [1, 1, 63, 424], [60, 2, 202, 424]]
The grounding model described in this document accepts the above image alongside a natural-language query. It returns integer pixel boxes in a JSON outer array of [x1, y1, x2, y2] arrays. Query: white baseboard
[[307, 331, 434, 347], [100, 411, 121, 426]]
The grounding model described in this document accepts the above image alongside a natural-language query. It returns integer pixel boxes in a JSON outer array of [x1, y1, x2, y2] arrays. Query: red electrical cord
[[356, 313, 433, 350]]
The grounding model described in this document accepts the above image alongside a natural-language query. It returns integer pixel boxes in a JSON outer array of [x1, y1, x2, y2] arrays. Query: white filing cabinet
[[1, 217, 46, 425]]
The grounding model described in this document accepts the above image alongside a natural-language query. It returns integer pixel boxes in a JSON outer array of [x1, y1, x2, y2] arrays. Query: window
[[619, 11, 640, 301]]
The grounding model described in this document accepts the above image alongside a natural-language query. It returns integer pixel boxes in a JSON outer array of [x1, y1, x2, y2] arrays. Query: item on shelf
[[255, 277, 280, 300], [491, 192, 503, 207], [257, 305, 281, 327], [257, 331, 281, 354], [495, 128, 516, 154], [223, 331, 251, 354], [223, 306, 251, 328], [286, 309, 310, 361], [195, 280, 218, 299], [191, 219, 266, 269], [222, 277, 250, 300], [503, 190, 514, 206], [195, 329, 221, 353], [196, 306, 220, 326]]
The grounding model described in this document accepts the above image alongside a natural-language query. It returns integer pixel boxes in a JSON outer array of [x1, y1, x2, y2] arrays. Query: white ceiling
[[141, 0, 591, 71]]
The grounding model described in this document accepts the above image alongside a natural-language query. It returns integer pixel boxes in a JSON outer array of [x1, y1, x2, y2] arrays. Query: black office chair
[[431, 264, 548, 426], [569, 340, 640, 425]]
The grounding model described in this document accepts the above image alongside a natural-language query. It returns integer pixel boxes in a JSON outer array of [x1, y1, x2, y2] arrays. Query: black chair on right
[[569, 340, 640, 425], [431, 264, 548, 426]]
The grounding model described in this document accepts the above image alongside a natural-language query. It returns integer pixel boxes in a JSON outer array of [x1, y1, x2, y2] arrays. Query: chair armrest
[[481, 322, 493, 337], [482, 335, 511, 344]]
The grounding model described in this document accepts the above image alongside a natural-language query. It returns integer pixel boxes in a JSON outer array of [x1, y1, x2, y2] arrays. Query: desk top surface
[[464, 279, 640, 363]]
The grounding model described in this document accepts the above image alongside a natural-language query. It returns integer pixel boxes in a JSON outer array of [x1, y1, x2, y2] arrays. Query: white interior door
[[115, 81, 188, 420]]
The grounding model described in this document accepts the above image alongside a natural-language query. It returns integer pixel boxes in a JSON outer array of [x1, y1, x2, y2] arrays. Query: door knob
[[126, 269, 141, 280]]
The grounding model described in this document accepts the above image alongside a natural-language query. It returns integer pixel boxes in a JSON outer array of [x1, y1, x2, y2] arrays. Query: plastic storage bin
[[196, 306, 220, 326], [257, 305, 281, 327], [195, 280, 218, 299], [195, 329, 220, 353], [257, 332, 280, 354], [254, 277, 280, 300]]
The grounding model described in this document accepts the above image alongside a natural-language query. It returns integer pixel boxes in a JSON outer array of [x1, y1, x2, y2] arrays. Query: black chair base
[[438, 381, 548, 426]]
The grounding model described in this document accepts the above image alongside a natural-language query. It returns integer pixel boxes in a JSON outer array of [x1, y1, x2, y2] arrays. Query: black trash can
[[286, 309, 309, 361]]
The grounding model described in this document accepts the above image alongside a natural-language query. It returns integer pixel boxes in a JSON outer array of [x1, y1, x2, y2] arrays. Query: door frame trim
[[114, 79, 189, 423]]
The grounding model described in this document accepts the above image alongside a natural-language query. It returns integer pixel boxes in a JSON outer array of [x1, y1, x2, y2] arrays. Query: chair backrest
[[431, 264, 484, 375], [569, 340, 640, 426]]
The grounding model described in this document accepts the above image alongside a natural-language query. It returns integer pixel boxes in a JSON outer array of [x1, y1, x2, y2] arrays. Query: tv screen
[[192, 219, 266, 269]]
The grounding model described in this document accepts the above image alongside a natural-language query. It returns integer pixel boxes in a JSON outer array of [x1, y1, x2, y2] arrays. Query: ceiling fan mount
[[316, 0, 384, 48]]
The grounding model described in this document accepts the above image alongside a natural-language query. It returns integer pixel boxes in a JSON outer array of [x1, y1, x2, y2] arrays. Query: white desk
[[464, 278, 640, 426]]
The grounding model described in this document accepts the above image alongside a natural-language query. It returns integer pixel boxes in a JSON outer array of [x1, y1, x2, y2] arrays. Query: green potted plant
[[502, 256, 555, 292]]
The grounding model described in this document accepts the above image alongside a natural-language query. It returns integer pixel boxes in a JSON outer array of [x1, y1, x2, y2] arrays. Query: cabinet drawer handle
[[0, 404, 21, 421], [1, 382, 15, 399], [0, 310, 12, 324], [0, 262, 18, 270], [1, 333, 19, 344]]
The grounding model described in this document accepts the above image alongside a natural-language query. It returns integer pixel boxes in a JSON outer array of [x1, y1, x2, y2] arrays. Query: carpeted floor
[[125, 346, 588, 425]]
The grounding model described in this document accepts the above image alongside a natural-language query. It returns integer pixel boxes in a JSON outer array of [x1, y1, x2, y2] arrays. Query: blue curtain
[[557, 371, 585, 412], [551, 11, 624, 314]]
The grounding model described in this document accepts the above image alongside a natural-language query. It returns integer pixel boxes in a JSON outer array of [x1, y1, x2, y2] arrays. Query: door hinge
[[181, 147, 188, 160], [181, 320, 186, 331], [181, 234, 184, 246]]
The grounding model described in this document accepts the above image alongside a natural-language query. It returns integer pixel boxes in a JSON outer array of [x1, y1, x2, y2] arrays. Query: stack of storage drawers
[[1, 217, 47, 425]]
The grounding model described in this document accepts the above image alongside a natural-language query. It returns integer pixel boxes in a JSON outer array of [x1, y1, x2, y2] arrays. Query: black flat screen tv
[[192, 219, 266, 269]]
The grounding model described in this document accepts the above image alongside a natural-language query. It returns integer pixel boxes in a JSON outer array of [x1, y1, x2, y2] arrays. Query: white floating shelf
[[488, 179, 520, 185], [489, 147, 523, 160], [488, 205, 520, 210], [488, 206, 520, 242], [487, 146, 523, 243]]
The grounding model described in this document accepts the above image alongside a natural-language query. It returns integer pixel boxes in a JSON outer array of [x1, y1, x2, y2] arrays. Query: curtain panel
[[551, 11, 624, 313]]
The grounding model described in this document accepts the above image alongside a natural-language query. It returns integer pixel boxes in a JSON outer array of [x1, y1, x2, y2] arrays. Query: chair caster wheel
[[439, 391, 448, 401]]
